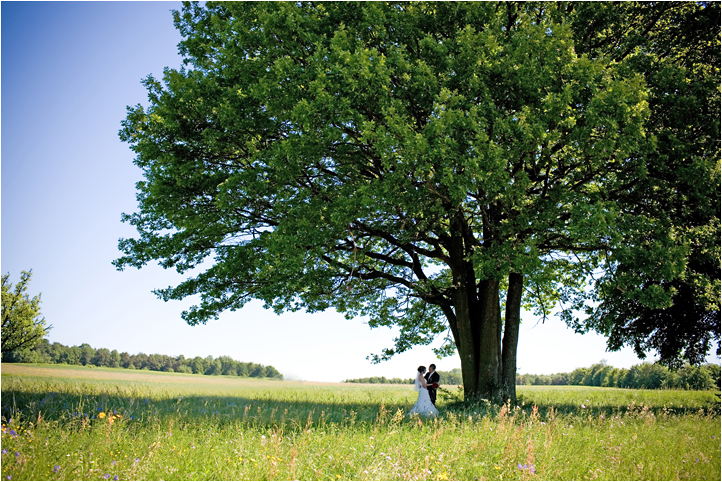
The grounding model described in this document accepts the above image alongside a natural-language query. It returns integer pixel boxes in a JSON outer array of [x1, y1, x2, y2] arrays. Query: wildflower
[[134, 458, 140, 463], [8, 476, 11, 480], [2, 449, 7, 454], [52, 466, 60, 473], [530, 465, 536, 474], [15, 452, 20, 457], [114, 477, 119, 481], [104, 474, 111, 479], [517, 464, 523, 470], [99, 412, 106, 419], [581, 404, 586, 409]]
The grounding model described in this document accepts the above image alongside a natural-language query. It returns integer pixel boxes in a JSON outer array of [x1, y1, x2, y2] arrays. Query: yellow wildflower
[[98, 412, 106, 419]]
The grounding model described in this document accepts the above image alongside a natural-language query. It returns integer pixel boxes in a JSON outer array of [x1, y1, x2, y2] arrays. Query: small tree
[[1, 270, 51, 353], [678, 365, 714, 391], [79, 344, 96, 366], [110, 350, 122, 368], [92, 348, 112, 367]]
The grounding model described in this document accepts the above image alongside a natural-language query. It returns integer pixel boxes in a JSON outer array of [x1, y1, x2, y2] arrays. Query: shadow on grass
[[2, 386, 718, 434], [0, 387, 422, 432], [441, 390, 721, 418]]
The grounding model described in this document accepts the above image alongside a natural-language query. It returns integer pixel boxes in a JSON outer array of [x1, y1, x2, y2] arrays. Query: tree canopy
[[115, 1, 720, 401], [563, 2, 720, 368], [2, 270, 50, 353]]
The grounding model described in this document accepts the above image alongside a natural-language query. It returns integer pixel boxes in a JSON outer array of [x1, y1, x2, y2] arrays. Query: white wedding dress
[[408, 373, 439, 417]]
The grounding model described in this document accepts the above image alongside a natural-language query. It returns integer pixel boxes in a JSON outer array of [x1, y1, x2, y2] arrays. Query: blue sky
[[2, 1, 693, 382]]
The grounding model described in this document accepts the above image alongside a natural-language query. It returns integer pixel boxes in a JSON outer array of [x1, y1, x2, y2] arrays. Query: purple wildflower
[[15, 452, 19, 457], [104, 474, 111, 479], [530, 465, 536, 474], [134, 458, 140, 463], [52, 466, 60, 473], [114, 477, 119, 481], [517, 464, 523, 470], [2, 449, 7, 455]]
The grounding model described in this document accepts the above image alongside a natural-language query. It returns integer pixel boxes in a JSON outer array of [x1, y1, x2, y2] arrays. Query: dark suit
[[424, 370, 440, 406]]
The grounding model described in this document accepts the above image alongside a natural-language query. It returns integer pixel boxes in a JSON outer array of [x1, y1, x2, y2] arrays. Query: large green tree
[[115, 2, 719, 402], [1, 270, 50, 353]]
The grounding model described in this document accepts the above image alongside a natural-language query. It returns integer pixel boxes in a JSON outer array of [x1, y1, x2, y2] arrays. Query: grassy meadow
[[1, 364, 720, 481]]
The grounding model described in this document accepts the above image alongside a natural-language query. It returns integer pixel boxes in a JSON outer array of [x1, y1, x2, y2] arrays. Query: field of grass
[[1, 363, 720, 480]]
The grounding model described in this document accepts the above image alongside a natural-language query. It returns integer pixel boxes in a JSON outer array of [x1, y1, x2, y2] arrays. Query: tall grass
[[1, 364, 719, 480]]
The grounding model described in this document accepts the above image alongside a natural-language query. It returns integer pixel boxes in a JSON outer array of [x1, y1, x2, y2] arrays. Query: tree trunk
[[449, 273, 523, 404], [449, 219, 480, 397], [447, 212, 514, 403], [501, 272, 524, 404], [453, 284, 479, 397], [477, 279, 502, 401]]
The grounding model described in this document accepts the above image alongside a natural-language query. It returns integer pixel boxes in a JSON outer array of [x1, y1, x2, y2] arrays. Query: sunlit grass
[[2, 364, 719, 480]]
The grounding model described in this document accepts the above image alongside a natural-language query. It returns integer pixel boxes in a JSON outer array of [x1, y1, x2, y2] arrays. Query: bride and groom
[[408, 364, 440, 417]]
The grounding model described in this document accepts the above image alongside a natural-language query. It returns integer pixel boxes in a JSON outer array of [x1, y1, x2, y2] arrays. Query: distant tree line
[[517, 361, 720, 391], [345, 369, 463, 385], [345, 363, 720, 391], [1, 338, 283, 379]]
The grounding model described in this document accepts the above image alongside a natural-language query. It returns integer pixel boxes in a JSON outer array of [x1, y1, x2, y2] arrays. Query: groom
[[424, 364, 440, 406]]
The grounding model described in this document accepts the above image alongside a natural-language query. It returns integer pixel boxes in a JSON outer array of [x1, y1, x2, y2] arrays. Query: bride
[[408, 366, 439, 417]]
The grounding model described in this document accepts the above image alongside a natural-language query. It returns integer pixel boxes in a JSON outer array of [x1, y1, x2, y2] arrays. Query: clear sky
[[3, 2, 707, 383]]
